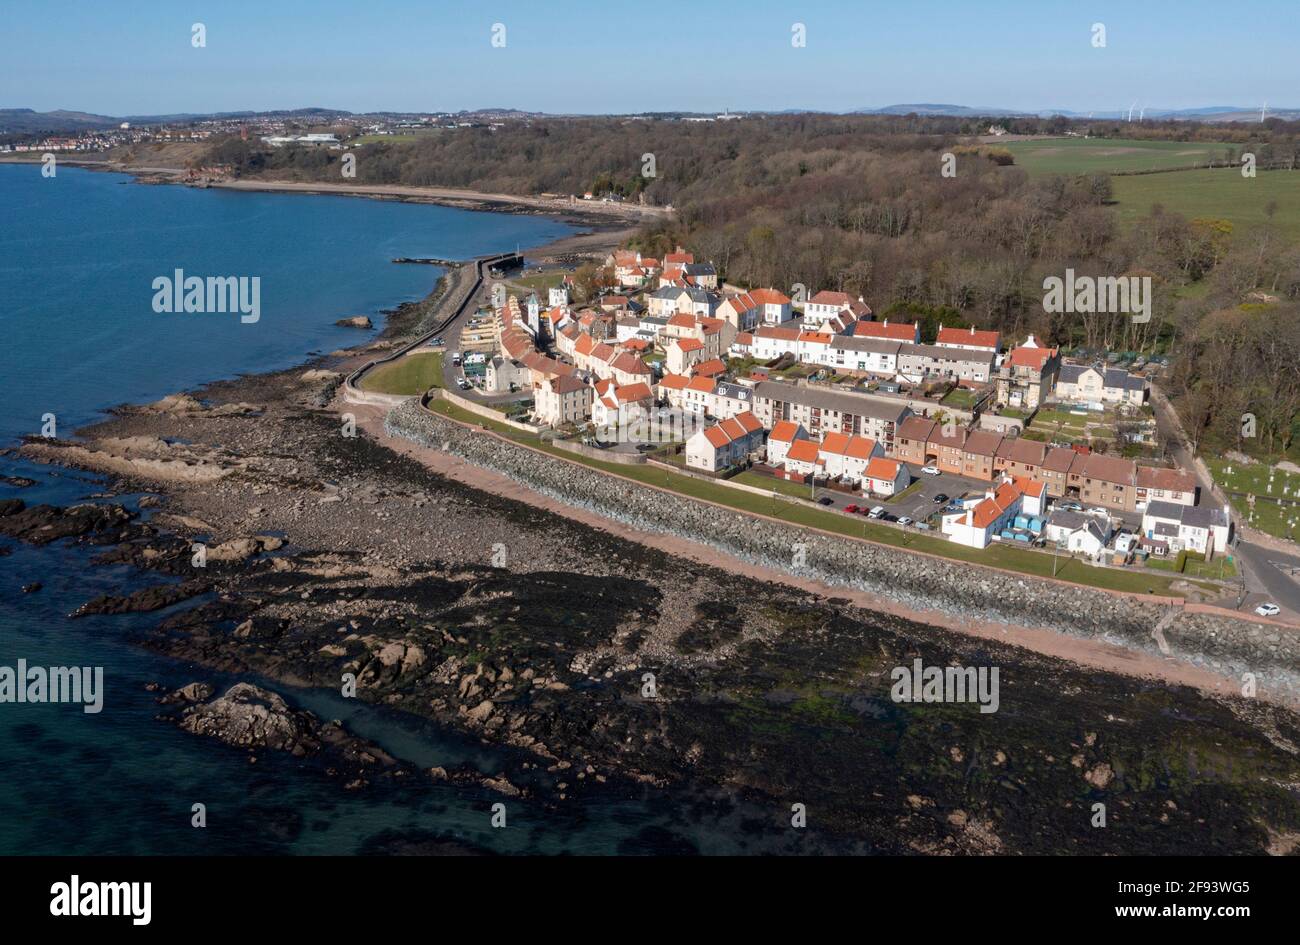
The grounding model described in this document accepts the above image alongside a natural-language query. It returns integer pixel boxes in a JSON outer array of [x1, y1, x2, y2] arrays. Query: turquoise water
[[0, 167, 834, 854]]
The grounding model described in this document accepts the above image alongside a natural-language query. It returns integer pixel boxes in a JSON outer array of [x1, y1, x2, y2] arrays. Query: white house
[[943, 478, 1025, 549], [1055, 364, 1148, 406], [684, 412, 764, 473], [766, 420, 809, 467], [817, 432, 882, 485], [1140, 500, 1232, 556], [864, 457, 911, 496]]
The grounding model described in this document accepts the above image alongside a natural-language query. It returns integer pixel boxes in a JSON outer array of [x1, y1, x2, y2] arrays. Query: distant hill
[[0, 108, 121, 133], [852, 103, 1036, 118]]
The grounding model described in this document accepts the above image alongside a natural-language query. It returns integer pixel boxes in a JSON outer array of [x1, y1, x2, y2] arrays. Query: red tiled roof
[[809, 290, 854, 306], [854, 320, 918, 342], [769, 420, 802, 442], [866, 457, 900, 480], [693, 358, 727, 377], [1007, 346, 1057, 370], [686, 375, 716, 393], [658, 373, 690, 391], [785, 439, 821, 464], [819, 432, 852, 456], [750, 287, 791, 305], [844, 436, 878, 460], [756, 326, 801, 341], [675, 338, 705, 352], [937, 325, 1000, 349], [1136, 466, 1195, 492]]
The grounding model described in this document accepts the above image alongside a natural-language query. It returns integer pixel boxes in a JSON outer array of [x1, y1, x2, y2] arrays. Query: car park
[[920, 466, 940, 476], [1255, 602, 1281, 617]]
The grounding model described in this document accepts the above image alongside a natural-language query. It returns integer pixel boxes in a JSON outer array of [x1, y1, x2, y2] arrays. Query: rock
[[161, 682, 214, 704], [0, 476, 37, 488], [466, 699, 495, 724], [335, 316, 373, 329], [178, 683, 316, 755], [1084, 763, 1114, 789]]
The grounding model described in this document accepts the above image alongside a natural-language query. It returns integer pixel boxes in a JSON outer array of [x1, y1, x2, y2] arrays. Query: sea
[[0, 165, 821, 855]]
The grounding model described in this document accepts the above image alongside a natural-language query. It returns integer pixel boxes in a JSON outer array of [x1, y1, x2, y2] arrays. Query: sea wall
[[386, 400, 1300, 702]]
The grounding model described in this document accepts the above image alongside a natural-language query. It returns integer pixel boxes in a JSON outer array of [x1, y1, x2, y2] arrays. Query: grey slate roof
[[753, 380, 912, 422]]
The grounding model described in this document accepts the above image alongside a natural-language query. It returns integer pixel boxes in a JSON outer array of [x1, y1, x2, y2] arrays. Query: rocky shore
[[7, 357, 1300, 854], [386, 401, 1300, 704]]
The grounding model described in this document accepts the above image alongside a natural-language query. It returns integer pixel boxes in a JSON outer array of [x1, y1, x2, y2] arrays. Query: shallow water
[[0, 167, 827, 854]]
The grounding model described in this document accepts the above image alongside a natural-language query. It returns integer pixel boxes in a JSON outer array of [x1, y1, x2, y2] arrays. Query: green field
[[1111, 169, 1300, 240], [352, 133, 430, 145], [360, 351, 443, 395], [426, 397, 1198, 596], [1004, 137, 1234, 176]]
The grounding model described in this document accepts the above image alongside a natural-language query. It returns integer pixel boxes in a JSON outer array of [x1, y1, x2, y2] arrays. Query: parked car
[[920, 466, 940, 476], [933, 493, 949, 505], [844, 504, 860, 514], [1255, 602, 1281, 617], [897, 516, 914, 527], [868, 506, 886, 519], [1056, 500, 1083, 512], [817, 497, 834, 506], [881, 513, 898, 523]]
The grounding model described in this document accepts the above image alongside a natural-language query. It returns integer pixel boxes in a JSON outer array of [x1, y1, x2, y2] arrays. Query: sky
[[2, 0, 1296, 116]]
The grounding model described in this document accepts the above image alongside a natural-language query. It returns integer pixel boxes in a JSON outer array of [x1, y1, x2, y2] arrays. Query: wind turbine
[[1127, 101, 1137, 122], [1261, 101, 1269, 122]]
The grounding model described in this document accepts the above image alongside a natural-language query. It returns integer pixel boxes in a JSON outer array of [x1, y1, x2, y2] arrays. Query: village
[[433, 247, 1241, 589]]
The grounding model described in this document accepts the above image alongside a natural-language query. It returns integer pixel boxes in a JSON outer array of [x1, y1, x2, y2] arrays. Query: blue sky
[[2, 0, 1295, 115]]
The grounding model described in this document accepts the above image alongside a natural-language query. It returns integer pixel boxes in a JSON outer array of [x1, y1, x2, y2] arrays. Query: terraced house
[[751, 380, 912, 453]]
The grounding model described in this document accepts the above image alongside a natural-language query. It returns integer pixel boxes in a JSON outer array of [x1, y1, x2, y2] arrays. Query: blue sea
[[0, 166, 806, 855]]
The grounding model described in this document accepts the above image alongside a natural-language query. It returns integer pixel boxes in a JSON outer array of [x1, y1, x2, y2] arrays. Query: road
[[1151, 384, 1299, 618]]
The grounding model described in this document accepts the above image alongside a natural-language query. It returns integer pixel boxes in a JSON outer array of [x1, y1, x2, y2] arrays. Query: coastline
[[0, 154, 659, 230], [6, 177, 1300, 853]]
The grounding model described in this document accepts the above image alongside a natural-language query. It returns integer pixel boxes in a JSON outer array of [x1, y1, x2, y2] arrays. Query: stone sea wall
[[387, 400, 1299, 702]]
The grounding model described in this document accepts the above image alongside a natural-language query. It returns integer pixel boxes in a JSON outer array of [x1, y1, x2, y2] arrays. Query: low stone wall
[[549, 437, 647, 465], [386, 400, 1300, 703], [430, 389, 540, 434]]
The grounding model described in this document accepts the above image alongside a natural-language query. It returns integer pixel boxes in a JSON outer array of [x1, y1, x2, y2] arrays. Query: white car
[[920, 466, 940, 476], [897, 516, 914, 527], [1255, 603, 1281, 617], [868, 506, 886, 519]]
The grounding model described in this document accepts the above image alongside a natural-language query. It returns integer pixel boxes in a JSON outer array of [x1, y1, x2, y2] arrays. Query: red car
[[844, 504, 859, 514]]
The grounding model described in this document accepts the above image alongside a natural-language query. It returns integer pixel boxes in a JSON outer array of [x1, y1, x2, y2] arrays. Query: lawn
[[509, 271, 568, 293], [940, 388, 978, 409], [1204, 456, 1300, 499], [426, 398, 1188, 596], [360, 352, 443, 395], [352, 133, 423, 145], [1110, 168, 1300, 241], [733, 469, 820, 500], [1003, 137, 1234, 176], [1202, 456, 1300, 539]]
